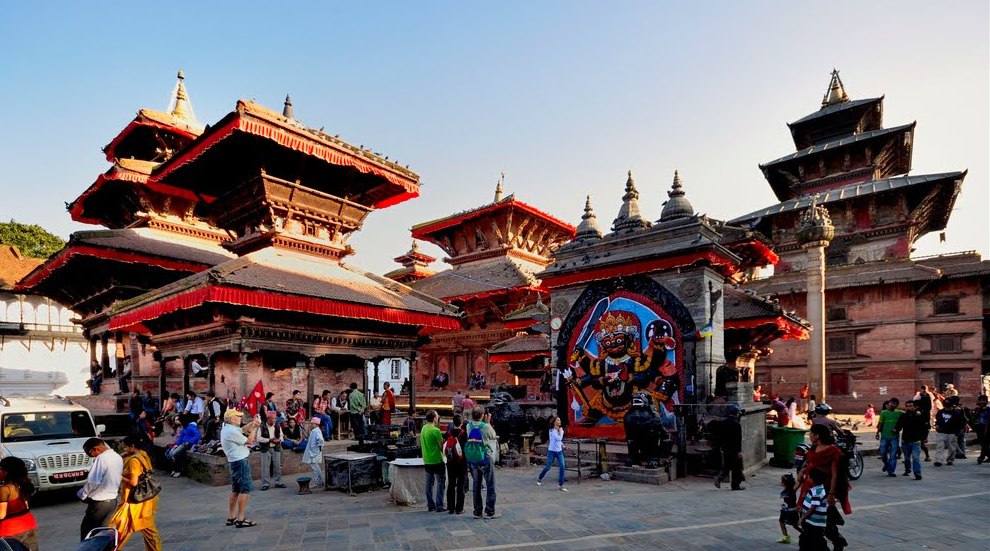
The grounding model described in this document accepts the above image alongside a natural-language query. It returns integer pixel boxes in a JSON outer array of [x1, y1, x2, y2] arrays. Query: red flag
[[246, 380, 264, 418]]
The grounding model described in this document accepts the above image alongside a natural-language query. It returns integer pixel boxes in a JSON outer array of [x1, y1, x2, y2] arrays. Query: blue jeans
[[469, 461, 496, 516], [539, 450, 565, 486], [317, 413, 333, 439], [424, 463, 446, 510], [880, 437, 899, 472], [901, 441, 921, 475]]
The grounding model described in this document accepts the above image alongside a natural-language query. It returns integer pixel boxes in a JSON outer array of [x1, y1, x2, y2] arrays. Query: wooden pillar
[[208, 354, 216, 394], [409, 353, 417, 414], [182, 356, 191, 397], [128, 332, 141, 378], [238, 348, 249, 400], [306, 356, 316, 417], [88, 335, 98, 373], [158, 356, 167, 407], [100, 334, 110, 377], [372, 357, 384, 394]]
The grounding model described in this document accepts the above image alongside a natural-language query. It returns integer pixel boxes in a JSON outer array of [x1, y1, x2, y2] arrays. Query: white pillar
[[804, 242, 827, 404]]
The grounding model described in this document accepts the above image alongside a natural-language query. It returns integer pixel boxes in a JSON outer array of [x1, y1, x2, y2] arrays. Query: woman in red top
[[0, 456, 38, 551], [798, 424, 850, 550]]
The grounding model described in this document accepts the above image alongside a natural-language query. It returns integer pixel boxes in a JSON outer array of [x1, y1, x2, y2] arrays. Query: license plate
[[51, 470, 87, 482]]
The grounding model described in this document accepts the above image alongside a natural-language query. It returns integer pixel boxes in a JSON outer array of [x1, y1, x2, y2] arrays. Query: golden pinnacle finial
[[171, 69, 193, 121], [821, 69, 850, 108], [494, 172, 505, 202]]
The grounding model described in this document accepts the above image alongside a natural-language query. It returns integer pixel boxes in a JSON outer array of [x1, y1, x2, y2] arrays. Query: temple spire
[[611, 170, 648, 232], [494, 172, 504, 202], [659, 170, 694, 222], [283, 95, 294, 119], [821, 69, 849, 108], [575, 195, 603, 240], [169, 70, 197, 124]]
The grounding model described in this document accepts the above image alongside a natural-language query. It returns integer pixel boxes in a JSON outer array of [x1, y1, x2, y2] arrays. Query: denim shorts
[[229, 458, 253, 493]]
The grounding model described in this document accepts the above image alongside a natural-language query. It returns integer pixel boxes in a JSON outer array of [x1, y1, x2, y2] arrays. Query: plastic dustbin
[[770, 426, 807, 467]]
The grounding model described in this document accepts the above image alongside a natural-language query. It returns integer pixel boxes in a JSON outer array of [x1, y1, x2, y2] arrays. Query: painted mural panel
[[562, 289, 684, 439]]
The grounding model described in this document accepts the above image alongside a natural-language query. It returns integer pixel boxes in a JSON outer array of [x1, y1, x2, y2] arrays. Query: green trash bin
[[770, 426, 807, 467]]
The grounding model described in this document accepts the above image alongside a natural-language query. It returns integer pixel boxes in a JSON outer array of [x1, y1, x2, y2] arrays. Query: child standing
[[863, 403, 876, 427], [777, 473, 800, 544], [797, 469, 828, 550]]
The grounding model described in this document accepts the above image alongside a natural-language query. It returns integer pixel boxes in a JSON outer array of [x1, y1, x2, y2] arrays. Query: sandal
[[235, 519, 257, 528], [225, 518, 236, 526]]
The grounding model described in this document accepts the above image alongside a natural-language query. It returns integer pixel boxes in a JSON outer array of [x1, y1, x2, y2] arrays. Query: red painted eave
[[103, 118, 200, 163], [109, 285, 462, 332], [411, 199, 575, 241], [724, 317, 809, 340], [15, 245, 211, 291]]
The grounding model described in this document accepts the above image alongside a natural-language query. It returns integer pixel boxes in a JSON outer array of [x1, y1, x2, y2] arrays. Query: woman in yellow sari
[[109, 435, 162, 550]]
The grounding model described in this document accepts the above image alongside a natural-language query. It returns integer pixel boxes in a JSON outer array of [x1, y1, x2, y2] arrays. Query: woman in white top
[[537, 416, 568, 491], [301, 417, 325, 490]]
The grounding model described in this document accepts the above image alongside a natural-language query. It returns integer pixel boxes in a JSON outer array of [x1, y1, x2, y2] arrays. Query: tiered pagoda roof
[[723, 286, 809, 355], [734, 71, 967, 267], [383, 242, 437, 284], [16, 228, 234, 317]]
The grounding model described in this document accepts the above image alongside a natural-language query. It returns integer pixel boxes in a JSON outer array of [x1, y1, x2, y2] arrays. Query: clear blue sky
[[1, 1, 986, 275]]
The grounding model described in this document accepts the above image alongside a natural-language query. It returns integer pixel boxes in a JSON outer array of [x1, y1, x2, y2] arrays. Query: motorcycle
[[794, 427, 863, 480]]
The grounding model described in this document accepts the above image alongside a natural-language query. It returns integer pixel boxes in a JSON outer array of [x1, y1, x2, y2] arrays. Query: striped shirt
[[801, 485, 828, 527]]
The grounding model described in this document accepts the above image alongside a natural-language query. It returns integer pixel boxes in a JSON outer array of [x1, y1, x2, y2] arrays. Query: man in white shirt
[[221, 409, 260, 527], [78, 437, 123, 540], [183, 390, 205, 424]]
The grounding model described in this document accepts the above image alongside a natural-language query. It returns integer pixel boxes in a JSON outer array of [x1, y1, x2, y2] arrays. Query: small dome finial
[[659, 169, 694, 222], [411, 240, 419, 252], [283, 95, 294, 119], [821, 69, 850, 108], [494, 172, 505, 202], [575, 195, 603, 240], [612, 170, 648, 232]]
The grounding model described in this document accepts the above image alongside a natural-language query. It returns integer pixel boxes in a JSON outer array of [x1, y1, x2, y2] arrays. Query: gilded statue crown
[[596, 310, 639, 336]]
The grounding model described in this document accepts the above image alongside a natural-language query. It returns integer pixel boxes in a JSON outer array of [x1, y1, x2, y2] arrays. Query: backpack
[[443, 433, 464, 463], [464, 421, 488, 465]]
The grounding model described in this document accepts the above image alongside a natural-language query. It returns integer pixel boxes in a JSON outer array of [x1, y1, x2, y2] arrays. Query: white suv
[[0, 395, 105, 491]]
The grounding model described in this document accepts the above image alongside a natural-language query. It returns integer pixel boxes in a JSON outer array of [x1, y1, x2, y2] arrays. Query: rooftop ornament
[[795, 195, 835, 247], [611, 170, 649, 232], [821, 69, 850, 108], [658, 170, 694, 222], [169, 70, 198, 125], [575, 195, 603, 240], [282, 94, 294, 119]]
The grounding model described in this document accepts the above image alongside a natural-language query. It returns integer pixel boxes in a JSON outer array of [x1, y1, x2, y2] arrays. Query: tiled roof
[[761, 123, 915, 167], [115, 248, 460, 318], [723, 286, 782, 320], [788, 97, 883, 127], [729, 172, 965, 224], [488, 333, 550, 355], [744, 258, 944, 295], [409, 256, 543, 300], [0, 246, 43, 290], [504, 299, 549, 322], [71, 228, 234, 266]]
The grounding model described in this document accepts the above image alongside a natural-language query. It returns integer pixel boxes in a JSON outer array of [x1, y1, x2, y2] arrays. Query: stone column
[[238, 338, 249, 399], [306, 356, 316, 414], [409, 353, 418, 414], [795, 199, 833, 404]]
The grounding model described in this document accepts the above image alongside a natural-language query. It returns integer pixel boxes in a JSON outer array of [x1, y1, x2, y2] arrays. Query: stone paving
[[33, 451, 989, 550]]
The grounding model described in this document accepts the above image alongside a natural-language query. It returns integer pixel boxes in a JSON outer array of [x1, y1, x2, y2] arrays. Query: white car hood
[[3, 438, 87, 460]]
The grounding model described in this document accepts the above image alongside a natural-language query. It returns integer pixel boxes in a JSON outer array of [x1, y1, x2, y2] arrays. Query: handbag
[[129, 465, 162, 503]]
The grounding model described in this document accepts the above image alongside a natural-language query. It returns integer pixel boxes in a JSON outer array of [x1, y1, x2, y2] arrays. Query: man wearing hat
[[255, 410, 286, 490], [301, 417, 326, 491], [220, 409, 260, 527]]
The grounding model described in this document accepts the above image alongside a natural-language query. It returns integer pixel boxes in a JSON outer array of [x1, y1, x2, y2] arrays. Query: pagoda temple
[[732, 71, 990, 408], [19, 73, 460, 408], [388, 180, 575, 396], [17, 72, 235, 401]]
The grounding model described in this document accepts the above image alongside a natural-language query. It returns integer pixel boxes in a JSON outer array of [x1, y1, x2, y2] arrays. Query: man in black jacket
[[933, 396, 969, 466], [715, 405, 745, 490], [895, 400, 927, 480]]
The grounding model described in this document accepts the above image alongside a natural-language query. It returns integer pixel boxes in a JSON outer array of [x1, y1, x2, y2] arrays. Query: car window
[[1, 411, 96, 442]]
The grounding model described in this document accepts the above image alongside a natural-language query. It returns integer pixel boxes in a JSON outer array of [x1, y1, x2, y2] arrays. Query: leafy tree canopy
[[0, 220, 66, 259]]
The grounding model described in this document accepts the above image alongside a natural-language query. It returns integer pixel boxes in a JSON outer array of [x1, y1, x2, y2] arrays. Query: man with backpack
[[419, 410, 446, 512], [465, 405, 499, 519], [443, 414, 468, 514]]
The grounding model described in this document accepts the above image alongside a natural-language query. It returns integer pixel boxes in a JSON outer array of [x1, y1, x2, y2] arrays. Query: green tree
[[0, 220, 66, 259]]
